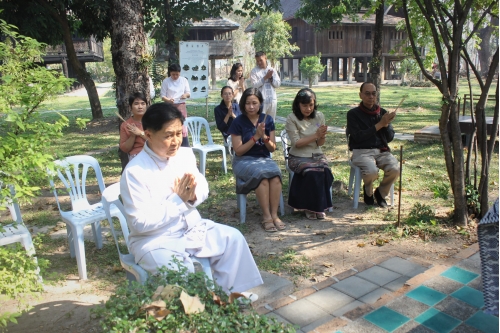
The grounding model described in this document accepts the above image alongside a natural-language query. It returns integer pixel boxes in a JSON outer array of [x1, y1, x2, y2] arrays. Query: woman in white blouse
[[160, 63, 191, 146]]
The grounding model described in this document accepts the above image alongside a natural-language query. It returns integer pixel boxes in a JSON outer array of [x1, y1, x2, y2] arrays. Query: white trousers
[[138, 223, 263, 293]]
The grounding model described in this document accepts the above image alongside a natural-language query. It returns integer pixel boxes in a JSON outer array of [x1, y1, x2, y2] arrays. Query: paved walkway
[[252, 245, 498, 333]]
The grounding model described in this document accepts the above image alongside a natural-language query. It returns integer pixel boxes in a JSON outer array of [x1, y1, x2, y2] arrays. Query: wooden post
[[397, 146, 403, 227], [363, 56, 368, 82], [210, 58, 216, 90], [332, 57, 338, 81], [347, 57, 353, 84]]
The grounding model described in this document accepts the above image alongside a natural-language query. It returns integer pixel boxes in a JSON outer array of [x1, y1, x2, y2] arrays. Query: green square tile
[[451, 286, 485, 309], [415, 308, 461, 333], [441, 266, 479, 284], [465, 311, 499, 333], [406, 285, 447, 306], [364, 306, 410, 332]]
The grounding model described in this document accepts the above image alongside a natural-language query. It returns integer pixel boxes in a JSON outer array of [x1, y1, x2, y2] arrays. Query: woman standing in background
[[160, 63, 191, 147], [227, 63, 246, 104]]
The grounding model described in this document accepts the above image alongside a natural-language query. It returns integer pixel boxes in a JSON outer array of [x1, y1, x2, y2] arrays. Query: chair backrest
[[1, 185, 23, 225], [101, 183, 131, 256], [279, 130, 293, 173], [48, 155, 106, 212], [185, 117, 215, 146]]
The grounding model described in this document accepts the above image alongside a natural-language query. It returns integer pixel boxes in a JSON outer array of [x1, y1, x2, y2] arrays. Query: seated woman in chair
[[228, 88, 285, 232], [214, 86, 241, 142], [120, 103, 263, 294], [285, 88, 333, 219], [119, 92, 148, 161]]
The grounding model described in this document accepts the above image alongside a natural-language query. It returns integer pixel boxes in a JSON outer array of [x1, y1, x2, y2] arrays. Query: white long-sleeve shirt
[[120, 144, 211, 262], [250, 65, 281, 104]]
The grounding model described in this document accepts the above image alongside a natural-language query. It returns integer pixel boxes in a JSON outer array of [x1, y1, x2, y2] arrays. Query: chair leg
[[70, 224, 88, 280], [279, 192, 285, 216], [221, 149, 227, 174], [329, 187, 333, 212], [238, 194, 246, 223], [348, 167, 355, 196], [390, 184, 395, 207], [91, 221, 103, 250], [20, 234, 36, 256], [353, 168, 362, 209], [200, 153, 207, 176], [67, 226, 75, 258]]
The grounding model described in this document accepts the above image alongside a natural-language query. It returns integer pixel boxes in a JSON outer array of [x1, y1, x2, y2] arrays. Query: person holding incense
[[160, 63, 191, 147], [214, 86, 241, 142], [119, 92, 148, 161], [346, 82, 399, 208], [285, 88, 333, 219], [120, 102, 263, 295], [228, 88, 284, 232]]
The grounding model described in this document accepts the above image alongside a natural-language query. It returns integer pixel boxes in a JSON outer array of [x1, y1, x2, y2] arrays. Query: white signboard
[[179, 42, 209, 99]]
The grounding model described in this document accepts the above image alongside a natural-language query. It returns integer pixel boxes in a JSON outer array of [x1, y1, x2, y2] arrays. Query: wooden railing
[[45, 37, 104, 58]]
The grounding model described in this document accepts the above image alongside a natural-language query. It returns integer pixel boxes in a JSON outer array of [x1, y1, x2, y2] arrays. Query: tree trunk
[[53, 6, 103, 120], [110, 0, 149, 169], [110, 0, 149, 118], [478, 17, 498, 76], [371, 0, 384, 101], [164, 0, 179, 64]]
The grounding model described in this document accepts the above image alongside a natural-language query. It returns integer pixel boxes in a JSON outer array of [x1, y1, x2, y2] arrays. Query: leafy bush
[[465, 183, 480, 215], [92, 262, 296, 332], [431, 183, 449, 199], [0, 244, 46, 329], [405, 203, 435, 225]]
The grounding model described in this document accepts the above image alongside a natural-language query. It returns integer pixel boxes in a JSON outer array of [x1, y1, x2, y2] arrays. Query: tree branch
[[463, 1, 496, 46], [461, 48, 485, 90]]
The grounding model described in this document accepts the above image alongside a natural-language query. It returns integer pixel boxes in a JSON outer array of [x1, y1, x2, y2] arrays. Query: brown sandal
[[273, 218, 286, 231], [262, 219, 277, 232]]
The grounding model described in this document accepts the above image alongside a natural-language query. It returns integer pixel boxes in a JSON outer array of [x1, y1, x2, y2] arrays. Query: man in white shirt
[[250, 51, 281, 121]]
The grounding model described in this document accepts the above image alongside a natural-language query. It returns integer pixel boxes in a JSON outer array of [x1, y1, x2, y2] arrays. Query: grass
[[4, 78, 498, 281]]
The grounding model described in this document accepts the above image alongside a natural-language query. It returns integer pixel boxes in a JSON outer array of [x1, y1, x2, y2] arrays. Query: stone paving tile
[[331, 276, 379, 299], [386, 296, 430, 318], [384, 276, 410, 292], [393, 320, 435, 333], [358, 287, 392, 304], [303, 287, 355, 314], [378, 257, 426, 276], [274, 299, 330, 328], [356, 266, 402, 286], [300, 314, 335, 332], [467, 277, 483, 291], [450, 323, 484, 333], [455, 252, 481, 274], [340, 318, 386, 333], [331, 300, 363, 317], [422, 275, 464, 294], [405, 265, 428, 278], [434, 296, 478, 321], [266, 312, 293, 325]]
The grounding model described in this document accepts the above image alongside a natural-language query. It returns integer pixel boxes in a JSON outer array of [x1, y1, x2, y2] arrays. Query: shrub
[[430, 183, 449, 199], [409, 80, 433, 87], [405, 203, 435, 225], [92, 261, 296, 332]]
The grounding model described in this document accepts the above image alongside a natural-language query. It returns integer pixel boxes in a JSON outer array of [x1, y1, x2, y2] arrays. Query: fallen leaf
[[179, 291, 205, 314], [358, 243, 366, 247], [347, 249, 352, 252], [310, 276, 319, 282], [228, 292, 246, 304], [152, 286, 164, 301], [375, 238, 385, 246], [160, 285, 180, 301], [322, 262, 333, 268], [153, 308, 171, 321], [211, 291, 226, 306], [323, 272, 332, 277], [355, 216, 363, 220]]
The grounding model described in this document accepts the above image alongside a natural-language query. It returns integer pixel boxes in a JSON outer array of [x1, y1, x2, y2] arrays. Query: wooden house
[[43, 35, 104, 89], [249, 0, 409, 83]]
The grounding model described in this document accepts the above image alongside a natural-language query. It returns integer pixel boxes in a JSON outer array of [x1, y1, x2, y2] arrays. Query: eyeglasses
[[363, 91, 378, 96]]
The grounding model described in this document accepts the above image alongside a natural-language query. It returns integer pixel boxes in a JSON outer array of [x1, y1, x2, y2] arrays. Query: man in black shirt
[[346, 82, 399, 207]]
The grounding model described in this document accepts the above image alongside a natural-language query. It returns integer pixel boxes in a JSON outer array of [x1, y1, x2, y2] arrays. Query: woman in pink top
[[119, 92, 148, 160]]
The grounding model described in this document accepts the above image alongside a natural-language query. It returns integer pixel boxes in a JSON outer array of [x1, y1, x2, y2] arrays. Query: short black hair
[[255, 51, 266, 58], [228, 63, 243, 82], [239, 88, 263, 116], [128, 92, 147, 107], [168, 63, 181, 74], [360, 81, 375, 92], [142, 103, 184, 132], [220, 86, 233, 96], [292, 88, 317, 120]]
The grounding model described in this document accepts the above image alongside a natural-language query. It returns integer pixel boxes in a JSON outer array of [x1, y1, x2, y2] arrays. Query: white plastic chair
[[346, 135, 394, 208], [0, 186, 36, 256], [280, 130, 333, 212], [101, 183, 213, 285], [48, 155, 122, 280], [185, 117, 227, 176], [227, 135, 285, 223]]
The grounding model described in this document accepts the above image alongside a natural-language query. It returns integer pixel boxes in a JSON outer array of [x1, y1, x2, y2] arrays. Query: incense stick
[[393, 95, 408, 113], [115, 111, 127, 122]]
